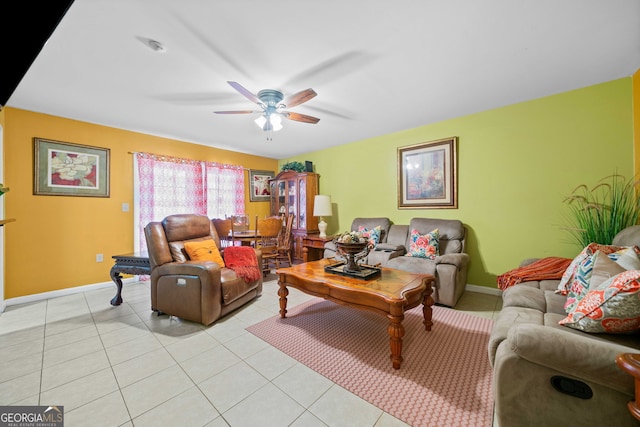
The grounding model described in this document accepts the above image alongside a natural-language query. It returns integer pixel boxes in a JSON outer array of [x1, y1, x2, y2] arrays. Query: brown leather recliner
[[144, 213, 263, 326]]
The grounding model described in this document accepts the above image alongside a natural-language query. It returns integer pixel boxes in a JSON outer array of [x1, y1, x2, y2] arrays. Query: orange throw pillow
[[183, 239, 225, 268]]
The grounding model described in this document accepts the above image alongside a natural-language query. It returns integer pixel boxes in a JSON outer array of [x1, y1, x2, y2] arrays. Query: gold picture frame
[[33, 137, 110, 197], [249, 169, 274, 202], [398, 137, 458, 209]]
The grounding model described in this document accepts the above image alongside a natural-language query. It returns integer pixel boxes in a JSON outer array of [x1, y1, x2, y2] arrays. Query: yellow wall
[[284, 78, 634, 288], [3, 108, 277, 299]]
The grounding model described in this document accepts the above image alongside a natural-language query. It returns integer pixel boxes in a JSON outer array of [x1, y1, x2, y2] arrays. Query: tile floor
[[0, 277, 502, 427]]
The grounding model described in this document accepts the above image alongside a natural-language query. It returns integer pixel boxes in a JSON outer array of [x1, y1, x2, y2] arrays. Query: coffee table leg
[[278, 282, 289, 318], [422, 302, 433, 332], [422, 280, 434, 331], [388, 314, 405, 369]]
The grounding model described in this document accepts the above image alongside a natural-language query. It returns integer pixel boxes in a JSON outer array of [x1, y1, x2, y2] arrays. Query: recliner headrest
[[162, 214, 211, 242]]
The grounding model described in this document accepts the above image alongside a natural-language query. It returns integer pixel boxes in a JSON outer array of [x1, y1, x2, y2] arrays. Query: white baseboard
[[465, 283, 502, 296], [3, 277, 138, 308]]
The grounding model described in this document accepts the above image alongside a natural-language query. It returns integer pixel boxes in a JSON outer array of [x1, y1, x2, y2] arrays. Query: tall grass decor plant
[[563, 174, 640, 247]]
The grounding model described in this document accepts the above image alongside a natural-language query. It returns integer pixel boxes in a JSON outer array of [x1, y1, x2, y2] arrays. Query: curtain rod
[[127, 151, 251, 170]]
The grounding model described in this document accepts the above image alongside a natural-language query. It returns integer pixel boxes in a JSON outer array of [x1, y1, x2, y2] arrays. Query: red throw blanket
[[496, 256, 572, 290], [223, 246, 261, 283]]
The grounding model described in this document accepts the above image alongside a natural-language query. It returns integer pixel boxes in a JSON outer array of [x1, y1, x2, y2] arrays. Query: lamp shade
[[313, 195, 332, 217]]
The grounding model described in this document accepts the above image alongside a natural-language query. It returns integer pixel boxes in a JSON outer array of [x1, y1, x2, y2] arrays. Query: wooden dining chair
[[212, 218, 234, 247], [254, 216, 282, 276], [230, 214, 249, 233], [276, 214, 295, 268]]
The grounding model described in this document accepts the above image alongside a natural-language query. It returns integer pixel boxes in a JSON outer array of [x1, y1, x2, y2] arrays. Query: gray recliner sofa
[[324, 217, 470, 307], [488, 225, 640, 427], [323, 217, 392, 260]]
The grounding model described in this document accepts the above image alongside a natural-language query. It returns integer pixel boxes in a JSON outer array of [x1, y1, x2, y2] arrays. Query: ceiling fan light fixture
[[270, 114, 283, 131], [255, 113, 283, 132], [216, 81, 319, 139], [254, 115, 266, 128]]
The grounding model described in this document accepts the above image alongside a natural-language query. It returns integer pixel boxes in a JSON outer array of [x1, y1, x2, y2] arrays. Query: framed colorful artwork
[[33, 137, 110, 197], [249, 169, 274, 202], [397, 137, 458, 209]]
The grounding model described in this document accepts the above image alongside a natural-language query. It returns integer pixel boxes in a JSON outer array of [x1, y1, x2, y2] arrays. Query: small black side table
[[110, 252, 150, 306]]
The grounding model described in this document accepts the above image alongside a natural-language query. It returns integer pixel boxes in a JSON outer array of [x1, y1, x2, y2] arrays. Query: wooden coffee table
[[276, 259, 435, 369]]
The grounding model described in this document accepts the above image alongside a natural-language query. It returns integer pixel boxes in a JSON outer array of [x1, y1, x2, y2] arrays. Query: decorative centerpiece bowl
[[334, 231, 370, 273]]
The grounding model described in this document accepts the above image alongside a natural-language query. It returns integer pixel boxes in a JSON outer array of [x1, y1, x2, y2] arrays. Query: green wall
[[284, 78, 634, 289]]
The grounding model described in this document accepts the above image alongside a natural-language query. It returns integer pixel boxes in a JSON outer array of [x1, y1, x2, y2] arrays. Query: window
[[134, 152, 245, 253], [205, 162, 245, 219]]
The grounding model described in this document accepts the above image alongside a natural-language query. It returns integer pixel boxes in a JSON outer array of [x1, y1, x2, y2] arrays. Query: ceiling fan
[[214, 81, 320, 140]]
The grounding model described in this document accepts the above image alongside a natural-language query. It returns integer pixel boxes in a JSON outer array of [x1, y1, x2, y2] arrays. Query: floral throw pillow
[[556, 243, 628, 295], [563, 246, 640, 313], [559, 269, 640, 334], [564, 251, 626, 313], [407, 228, 439, 260], [358, 225, 382, 249]]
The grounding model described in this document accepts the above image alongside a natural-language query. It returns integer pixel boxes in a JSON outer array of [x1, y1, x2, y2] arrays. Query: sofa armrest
[[507, 323, 635, 395], [154, 260, 222, 283], [435, 252, 469, 268]]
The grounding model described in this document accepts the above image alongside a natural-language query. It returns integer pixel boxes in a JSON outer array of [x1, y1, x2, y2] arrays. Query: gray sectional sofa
[[488, 225, 640, 427], [324, 217, 469, 307]]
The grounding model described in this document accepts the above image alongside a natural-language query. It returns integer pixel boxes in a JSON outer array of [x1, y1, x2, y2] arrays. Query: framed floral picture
[[249, 169, 274, 202], [397, 137, 458, 209], [33, 137, 110, 197]]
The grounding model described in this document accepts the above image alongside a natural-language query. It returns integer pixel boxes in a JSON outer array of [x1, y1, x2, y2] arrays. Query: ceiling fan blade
[[283, 88, 317, 108], [227, 81, 260, 104], [213, 110, 257, 114], [154, 91, 241, 105], [284, 112, 320, 124], [285, 51, 373, 87], [172, 15, 253, 80], [303, 104, 354, 120]]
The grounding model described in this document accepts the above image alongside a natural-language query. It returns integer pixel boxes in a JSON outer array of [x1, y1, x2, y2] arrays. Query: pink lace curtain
[[135, 152, 245, 253], [205, 161, 245, 218]]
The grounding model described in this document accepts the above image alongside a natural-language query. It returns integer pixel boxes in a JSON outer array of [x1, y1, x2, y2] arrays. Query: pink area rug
[[246, 298, 494, 427]]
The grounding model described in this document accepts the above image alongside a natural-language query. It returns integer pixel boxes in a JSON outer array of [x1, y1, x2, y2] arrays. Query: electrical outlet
[[96, 253, 103, 262], [122, 202, 129, 212]]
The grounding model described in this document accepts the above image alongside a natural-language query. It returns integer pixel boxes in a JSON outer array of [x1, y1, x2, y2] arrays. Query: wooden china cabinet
[[269, 171, 319, 262]]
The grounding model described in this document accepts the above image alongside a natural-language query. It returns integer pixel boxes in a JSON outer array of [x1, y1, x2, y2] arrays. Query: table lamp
[[313, 195, 332, 238]]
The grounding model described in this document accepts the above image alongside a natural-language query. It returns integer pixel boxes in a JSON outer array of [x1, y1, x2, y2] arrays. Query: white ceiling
[[7, 0, 640, 159]]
